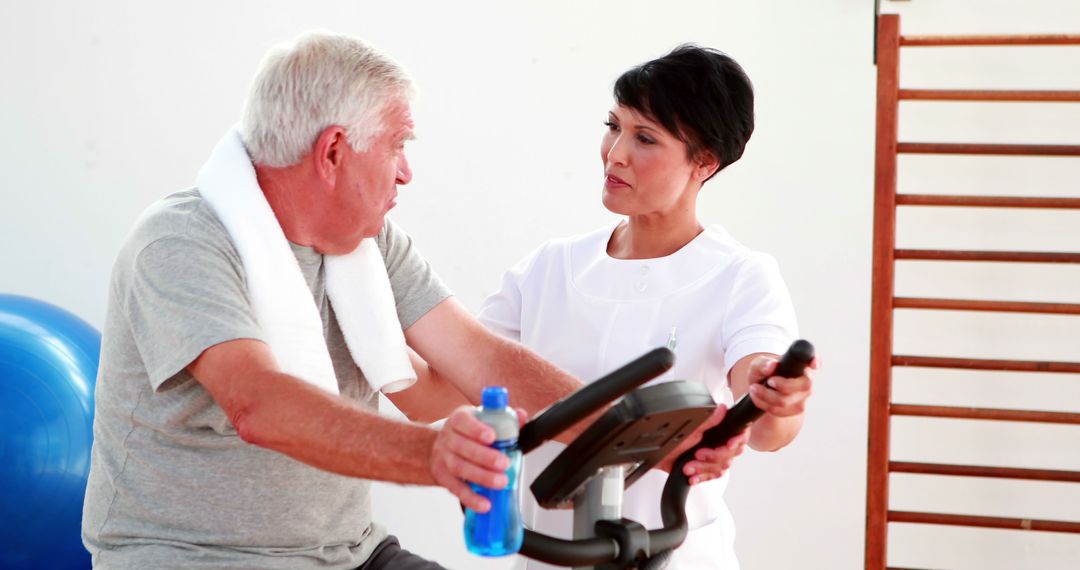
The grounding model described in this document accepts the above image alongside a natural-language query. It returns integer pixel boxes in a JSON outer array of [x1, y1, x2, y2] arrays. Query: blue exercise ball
[[0, 294, 99, 569]]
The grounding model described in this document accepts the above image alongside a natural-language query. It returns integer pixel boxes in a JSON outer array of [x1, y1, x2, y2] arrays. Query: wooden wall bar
[[866, 12, 1080, 569]]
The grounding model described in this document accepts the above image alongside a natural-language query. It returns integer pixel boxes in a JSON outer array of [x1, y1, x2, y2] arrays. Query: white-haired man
[[81, 32, 582, 569]]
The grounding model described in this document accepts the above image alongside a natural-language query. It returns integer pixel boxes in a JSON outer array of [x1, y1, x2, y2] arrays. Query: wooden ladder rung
[[889, 511, 1080, 533], [898, 142, 1080, 156], [895, 249, 1080, 263], [896, 194, 1080, 209], [894, 297, 1080, 315], [891, 404, 1080, 425], [890, 461, 1080, 483], [892, 355, 1080, 373], [900, 89, 1080, 102], [900, 34, 1080, 47]]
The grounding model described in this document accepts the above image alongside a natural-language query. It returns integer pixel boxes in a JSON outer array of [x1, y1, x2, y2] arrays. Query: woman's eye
[[603, 120, 619, 131], [637, 134, 655, 145]]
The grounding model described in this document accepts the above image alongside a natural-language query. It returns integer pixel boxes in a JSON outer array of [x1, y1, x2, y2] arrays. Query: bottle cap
[[481, 386, 509, 409]]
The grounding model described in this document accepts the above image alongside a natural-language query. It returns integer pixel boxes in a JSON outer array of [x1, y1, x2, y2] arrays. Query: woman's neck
[[606, 211, 704, 260]]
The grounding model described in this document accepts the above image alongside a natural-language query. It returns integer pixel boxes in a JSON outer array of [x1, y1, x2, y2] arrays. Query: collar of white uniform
[[569, 220, 747, 301]]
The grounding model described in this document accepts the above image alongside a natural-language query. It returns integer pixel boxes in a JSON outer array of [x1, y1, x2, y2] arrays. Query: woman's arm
[[384, 348, 473, 423], [728, 352, 815, 452]]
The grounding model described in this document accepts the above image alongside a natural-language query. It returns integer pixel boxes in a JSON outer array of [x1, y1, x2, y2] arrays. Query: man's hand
[[430, 406, 512, 513], [655, 404, 748, 484]]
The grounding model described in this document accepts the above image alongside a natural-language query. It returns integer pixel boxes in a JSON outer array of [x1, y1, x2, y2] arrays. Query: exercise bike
[[513, 339, 815, 570]]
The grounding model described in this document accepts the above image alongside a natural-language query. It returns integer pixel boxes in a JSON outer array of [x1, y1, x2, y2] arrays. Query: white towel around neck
[[196, 126, 417, 395]]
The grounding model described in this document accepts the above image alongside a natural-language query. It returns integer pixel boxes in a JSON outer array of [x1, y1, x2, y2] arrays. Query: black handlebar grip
[[696, 339, 815, 451], [773, 339, 815, 379]]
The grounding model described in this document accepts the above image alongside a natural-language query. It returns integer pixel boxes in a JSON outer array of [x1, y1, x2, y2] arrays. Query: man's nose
[[396, 155, 413, 185]]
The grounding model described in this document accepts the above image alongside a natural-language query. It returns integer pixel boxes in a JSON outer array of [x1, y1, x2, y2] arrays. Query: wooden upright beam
[[867, 13, 900, 570]]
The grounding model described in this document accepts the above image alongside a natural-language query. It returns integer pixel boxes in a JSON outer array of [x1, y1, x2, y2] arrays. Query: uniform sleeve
[[719, 253, 799, 381], [120, 235, 264, 391], [476, 244, 548, 342], [377, 217, 453, 329]]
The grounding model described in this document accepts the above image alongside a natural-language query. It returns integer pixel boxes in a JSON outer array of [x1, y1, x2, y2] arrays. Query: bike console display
[[531, 381, 715, 509]]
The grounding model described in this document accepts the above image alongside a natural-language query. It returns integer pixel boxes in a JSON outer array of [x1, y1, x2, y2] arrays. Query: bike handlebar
[[520, 340, 815, 568]]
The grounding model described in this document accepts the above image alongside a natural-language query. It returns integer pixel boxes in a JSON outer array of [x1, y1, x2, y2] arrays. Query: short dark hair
[[613, 44, 754, 180]]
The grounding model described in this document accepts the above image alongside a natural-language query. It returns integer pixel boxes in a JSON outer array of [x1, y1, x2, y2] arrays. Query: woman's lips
[[605, 174, 630, 188]]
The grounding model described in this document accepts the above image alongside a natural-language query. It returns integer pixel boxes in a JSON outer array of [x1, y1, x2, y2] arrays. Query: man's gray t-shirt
[[82, 188, 452, 569]]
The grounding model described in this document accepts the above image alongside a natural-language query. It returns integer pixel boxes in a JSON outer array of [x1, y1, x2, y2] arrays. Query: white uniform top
[[478, 221, 799, 570]]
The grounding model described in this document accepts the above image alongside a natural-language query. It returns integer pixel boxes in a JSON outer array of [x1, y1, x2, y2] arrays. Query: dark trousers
[[356, 536, 449, 570]]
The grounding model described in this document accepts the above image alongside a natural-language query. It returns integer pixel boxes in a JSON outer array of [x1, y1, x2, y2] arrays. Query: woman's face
[[600, 104, 704, 218]]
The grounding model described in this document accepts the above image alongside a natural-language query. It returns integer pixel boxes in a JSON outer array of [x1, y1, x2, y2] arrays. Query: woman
[[478, 45, 815, 569]]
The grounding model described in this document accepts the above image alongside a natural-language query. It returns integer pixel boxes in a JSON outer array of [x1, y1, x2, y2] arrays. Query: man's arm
[[728, 352, 815, 451], [404, 297, 583, 426], [188, 338, 508, 511]]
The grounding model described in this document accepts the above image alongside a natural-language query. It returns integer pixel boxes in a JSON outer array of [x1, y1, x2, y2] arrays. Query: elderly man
[[81, 31, 583, 569]]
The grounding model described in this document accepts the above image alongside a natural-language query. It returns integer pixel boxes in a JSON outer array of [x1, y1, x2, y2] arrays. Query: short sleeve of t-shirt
[[719, 252, 799, 380], [376, 217, 453, 329], [121, 233, 264, 391], [118, 201, 451, 392]]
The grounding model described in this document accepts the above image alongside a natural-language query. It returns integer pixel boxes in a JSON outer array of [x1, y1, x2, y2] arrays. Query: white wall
[[1, 1, 1078, 568]]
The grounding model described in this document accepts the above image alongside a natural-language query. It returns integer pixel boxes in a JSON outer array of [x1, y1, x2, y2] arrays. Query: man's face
[[333, 99, 414, 246]]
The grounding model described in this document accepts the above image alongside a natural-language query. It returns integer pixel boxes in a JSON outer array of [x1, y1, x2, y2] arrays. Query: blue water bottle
[[464, 386, 524, 556]]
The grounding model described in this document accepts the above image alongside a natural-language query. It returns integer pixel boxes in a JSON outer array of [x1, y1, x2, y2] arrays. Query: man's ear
[[695, 150, 721, 182], [313, 126, 349, 186]]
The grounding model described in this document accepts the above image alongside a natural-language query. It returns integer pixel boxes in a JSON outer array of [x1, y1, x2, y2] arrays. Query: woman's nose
[[605, 135, 629, 166]]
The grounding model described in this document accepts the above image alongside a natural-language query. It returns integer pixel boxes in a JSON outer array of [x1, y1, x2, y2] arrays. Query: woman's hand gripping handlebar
[[696, 339, 816, 452], [658, 340, 815, 531]]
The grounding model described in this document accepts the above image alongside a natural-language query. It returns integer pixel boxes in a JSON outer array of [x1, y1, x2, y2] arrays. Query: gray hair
[[239, 31, 416, 167]]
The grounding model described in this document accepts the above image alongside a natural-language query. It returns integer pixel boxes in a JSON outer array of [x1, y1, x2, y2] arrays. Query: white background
[[2, 1, 1079, 568]]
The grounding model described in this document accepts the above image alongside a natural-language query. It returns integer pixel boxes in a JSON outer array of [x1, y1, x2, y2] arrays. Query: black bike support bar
[[518, 347, 675, 454]]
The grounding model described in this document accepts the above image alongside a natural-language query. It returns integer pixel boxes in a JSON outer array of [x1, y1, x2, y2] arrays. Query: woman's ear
[[313, 125, 349, 186], [695, 151, 721, 182]]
